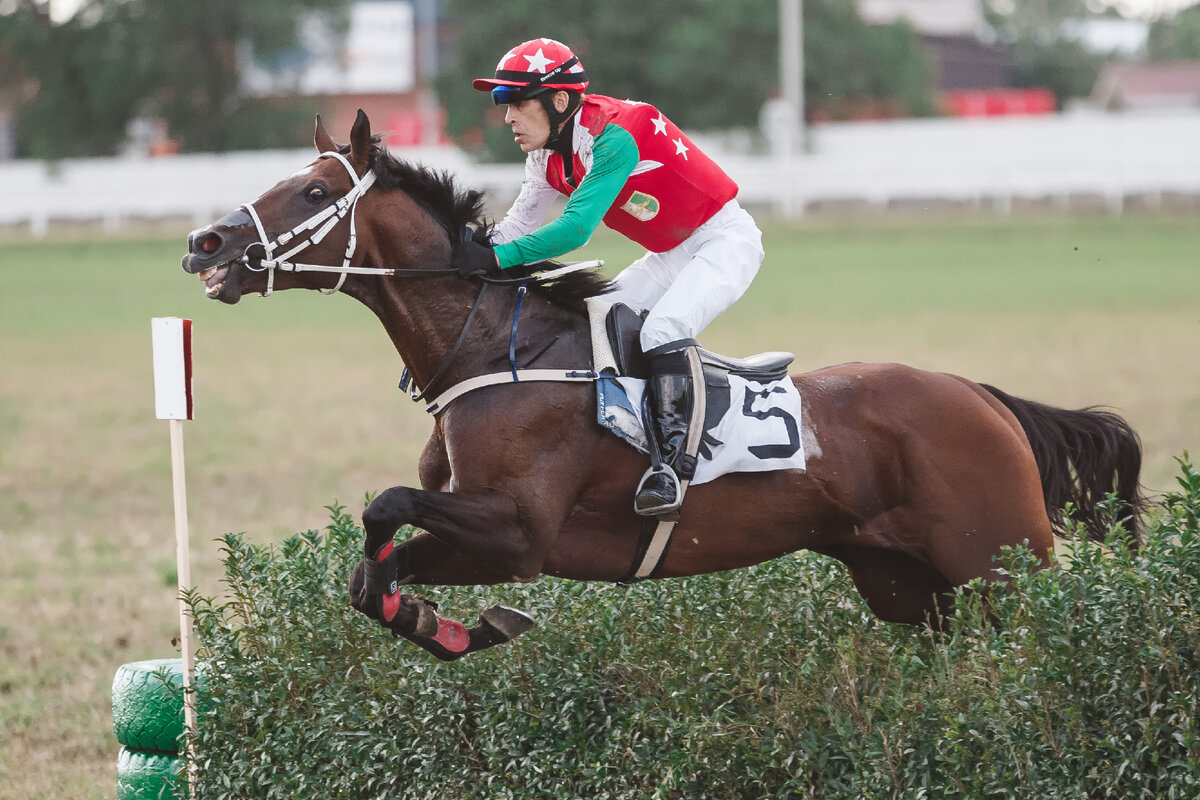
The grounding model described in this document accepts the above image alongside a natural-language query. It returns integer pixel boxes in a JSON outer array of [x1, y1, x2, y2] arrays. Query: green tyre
[[112, 659, 197, 754], [116, 747, 185, 800]]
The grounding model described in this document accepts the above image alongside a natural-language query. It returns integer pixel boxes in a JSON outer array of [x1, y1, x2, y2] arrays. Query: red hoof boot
[[415, 606, 537, 662], [431, 618, 471, 654]]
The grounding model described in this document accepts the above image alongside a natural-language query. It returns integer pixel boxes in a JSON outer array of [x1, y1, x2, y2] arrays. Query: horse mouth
[[198, 263, 232, 298], [190, 258, 247, 303]]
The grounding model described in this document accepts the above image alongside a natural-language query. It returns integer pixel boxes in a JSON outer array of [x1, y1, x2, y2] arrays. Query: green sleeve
[[494, 124, 639, 269]]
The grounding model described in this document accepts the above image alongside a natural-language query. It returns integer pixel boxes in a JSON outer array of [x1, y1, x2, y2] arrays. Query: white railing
[[2, 109, 1198, 236], [719, 109, 1200, 215]]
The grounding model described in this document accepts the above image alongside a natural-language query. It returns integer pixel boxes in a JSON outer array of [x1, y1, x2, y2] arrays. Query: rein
[[398, 278, 600, 414], [236, 149, 600, 293], [237, 149, 605, 411]]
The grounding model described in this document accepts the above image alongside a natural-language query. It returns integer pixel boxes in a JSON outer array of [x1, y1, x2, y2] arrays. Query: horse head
[[181, 110, 377, 304]]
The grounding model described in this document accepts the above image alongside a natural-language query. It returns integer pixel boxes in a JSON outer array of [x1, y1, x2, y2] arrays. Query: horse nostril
[[193, 232, 222, 255]]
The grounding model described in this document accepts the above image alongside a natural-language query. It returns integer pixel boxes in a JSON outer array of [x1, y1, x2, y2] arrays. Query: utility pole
[[416, 0, 439, 147], [778, 0, 805, 215], [779, 0, 805, 154]]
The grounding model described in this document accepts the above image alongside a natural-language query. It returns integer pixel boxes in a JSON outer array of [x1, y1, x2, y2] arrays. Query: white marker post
[[151, 317, 198, 775]]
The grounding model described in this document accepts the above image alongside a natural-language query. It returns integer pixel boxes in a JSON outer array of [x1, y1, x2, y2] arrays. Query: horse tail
[[980, 384, 1145, 546]]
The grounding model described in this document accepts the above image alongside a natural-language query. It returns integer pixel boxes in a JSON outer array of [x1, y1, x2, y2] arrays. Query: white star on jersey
[[651, 113, 668, 136], [524, 48, 554, 73], [673, 137, 689, 160]]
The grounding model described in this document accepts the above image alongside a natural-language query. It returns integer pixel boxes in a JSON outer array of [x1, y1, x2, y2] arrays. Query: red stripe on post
[[182, 318, 194, 421]]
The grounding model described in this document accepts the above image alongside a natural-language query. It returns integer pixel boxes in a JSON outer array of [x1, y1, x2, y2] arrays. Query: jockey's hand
[[452, 239, 498, 278]]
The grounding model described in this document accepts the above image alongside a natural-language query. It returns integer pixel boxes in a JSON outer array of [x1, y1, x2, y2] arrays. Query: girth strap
[[620, 516, 678, 584]]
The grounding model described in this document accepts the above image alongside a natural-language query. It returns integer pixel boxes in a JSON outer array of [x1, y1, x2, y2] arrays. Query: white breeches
[[603, 199, 764, 351]]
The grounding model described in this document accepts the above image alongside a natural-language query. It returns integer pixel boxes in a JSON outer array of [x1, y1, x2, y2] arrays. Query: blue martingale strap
[[508, 284, 528, 381]]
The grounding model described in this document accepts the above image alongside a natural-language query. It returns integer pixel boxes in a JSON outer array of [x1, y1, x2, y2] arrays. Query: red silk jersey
[[544, 95, 739, 253]]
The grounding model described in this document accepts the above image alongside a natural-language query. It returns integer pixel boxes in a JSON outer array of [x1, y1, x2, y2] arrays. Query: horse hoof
[[403, 595, 440, 638], [479, 605, 536, 641], [348, 560, 371, 616]]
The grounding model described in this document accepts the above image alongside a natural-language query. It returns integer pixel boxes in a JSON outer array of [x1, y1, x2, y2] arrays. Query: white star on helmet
[[524, 48, 554, 73]]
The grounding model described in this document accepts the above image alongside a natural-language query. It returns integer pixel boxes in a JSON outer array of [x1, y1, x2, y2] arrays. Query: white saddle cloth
[[595, 371, 806, 486]]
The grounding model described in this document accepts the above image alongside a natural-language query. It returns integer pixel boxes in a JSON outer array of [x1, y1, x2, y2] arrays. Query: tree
[[0, 1, 155, 158], [131, 0, 351, 153], [982, 0, 1107, 106], [1147, 2, 1200, 60], [435, 0, 935, 160], [0, 0, 350, 159], [802, 0, 935, 121]]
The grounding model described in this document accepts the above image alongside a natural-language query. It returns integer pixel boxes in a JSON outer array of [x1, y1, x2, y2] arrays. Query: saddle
[[593, 299, 796, 384]]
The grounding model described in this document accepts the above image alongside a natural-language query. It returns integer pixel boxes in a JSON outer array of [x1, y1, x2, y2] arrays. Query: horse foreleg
[[348, 557, 534, 661], [362, 484, 550, 580], [352, 485, 547, 660]]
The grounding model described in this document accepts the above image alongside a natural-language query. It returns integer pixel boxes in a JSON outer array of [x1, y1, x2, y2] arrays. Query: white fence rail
[[723, 109, 1200, 215], [1, 110, 1198, 236]]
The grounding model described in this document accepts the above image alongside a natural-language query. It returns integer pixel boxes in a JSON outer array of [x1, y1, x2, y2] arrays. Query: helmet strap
[[542, 92, 581, 143], [541, 91, 582, 174]]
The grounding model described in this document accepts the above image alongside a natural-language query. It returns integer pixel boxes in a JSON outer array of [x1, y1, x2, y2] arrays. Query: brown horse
[[181, 111, 1144, 661]]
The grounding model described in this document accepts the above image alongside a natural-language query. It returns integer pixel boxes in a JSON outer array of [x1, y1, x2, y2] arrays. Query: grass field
[[1, 212, 1198, 797]]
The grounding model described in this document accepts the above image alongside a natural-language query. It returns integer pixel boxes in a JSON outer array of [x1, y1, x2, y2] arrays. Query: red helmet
[[472, 38, 589, 104]]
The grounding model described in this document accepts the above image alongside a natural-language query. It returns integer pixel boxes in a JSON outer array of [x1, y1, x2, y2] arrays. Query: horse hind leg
[[348, 559, 534, 661], [826, 545, 957, 628]]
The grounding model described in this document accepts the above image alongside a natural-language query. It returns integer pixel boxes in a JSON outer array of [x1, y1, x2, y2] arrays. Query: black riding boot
[[634, 344, 705, 516]]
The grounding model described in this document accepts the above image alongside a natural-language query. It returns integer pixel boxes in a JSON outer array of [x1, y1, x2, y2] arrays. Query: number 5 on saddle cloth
[[588, 299, 808, 498]]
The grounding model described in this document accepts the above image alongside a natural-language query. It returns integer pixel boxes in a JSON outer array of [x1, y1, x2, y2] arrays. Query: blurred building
[[1061, 17, 1149, 57], [857, 0, 986, 38], [1091, 60, 1200, 111], [241, 0, 447, 147], [857, 0, 1053, 117]]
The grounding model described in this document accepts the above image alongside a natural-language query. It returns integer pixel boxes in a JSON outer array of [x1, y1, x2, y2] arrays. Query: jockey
[[459, 38, 765, 517]]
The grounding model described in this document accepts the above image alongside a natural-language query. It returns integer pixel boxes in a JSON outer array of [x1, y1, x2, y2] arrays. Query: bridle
[[237, 150, 387, 297], [232, 148, 603, 409]]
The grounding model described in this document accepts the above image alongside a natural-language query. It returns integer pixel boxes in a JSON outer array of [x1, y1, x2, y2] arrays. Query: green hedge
[[186, 456, 1200, 799]]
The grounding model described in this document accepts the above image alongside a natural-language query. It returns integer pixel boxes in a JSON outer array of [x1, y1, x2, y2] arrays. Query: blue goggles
[[491, 85, 535, 105]]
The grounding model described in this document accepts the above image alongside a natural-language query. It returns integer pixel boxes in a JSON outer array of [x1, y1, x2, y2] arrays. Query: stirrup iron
[[634, 463, 683, 516]]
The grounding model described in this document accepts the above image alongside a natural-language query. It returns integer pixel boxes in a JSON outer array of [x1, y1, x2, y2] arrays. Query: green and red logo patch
[[621, 191, 660, 221]]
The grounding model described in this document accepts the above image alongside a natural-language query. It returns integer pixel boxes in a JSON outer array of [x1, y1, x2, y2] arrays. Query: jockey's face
[[504, 98, 550, 152], [503, 91, 569, 152]]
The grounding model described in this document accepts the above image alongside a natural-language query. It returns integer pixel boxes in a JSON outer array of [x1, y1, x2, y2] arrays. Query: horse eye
[[305, 185, 328, 204]]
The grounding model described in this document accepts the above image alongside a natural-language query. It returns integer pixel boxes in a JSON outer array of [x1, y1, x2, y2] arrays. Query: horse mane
[[357, 139, 613, 311]]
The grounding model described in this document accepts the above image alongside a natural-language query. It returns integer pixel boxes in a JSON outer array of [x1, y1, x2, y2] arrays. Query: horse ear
[[314, 115, 337, 154], [349, 109, 372, 172]]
